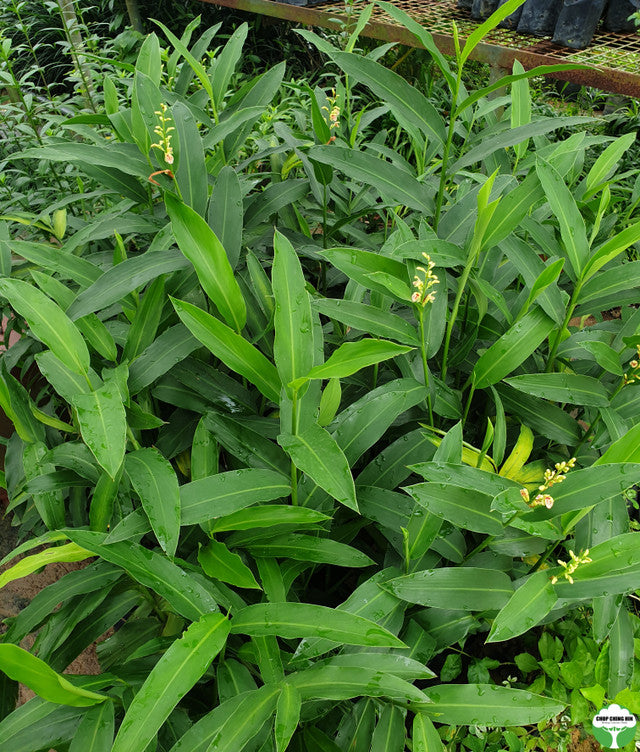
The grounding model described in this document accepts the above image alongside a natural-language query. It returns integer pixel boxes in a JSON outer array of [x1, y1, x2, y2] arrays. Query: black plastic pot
[[518, 0, 562, 36], [552, 0, 607, 47], [497, 0, 524, 28], [604, 0, 640, 31], [458, 0, 474, 10], [471, 0, 499, 19]]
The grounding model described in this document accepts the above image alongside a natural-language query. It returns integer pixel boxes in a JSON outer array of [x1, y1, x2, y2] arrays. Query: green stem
[[441, 253, 475, 381], [545, 281, 583, 373], [418, 305, 434, 427], [290, 389, 299, 506], [433, 66, 462, 232], [462, 383, 475, 427]]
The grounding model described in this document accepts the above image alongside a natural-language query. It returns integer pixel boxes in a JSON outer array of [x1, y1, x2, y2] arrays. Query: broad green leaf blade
[[487, 571, 557, 642], [275, 684, 301, 752], [67, 251, 190, 320], [406, 483, 504, 535], [324, 49, 445, 147], [173, 102, 208, 217], [11, 239, 101, 287], [312, 298, 419, 345], [288, 666, 429, 705], [210, 23, 248, 107], [536, 157, 589, 276], [123, 274, 165, 361], [180, 469, 290, 525], [423, 684, 564, 725], [166, 194, 246, 331], [278, 422, 357, 511], [15, 142, 150, 178], [65, 531, 219, 621], [412, 714, 444, 752], [125, 448, 181, 558], [172, 297, 281, 403], [168, 686, 280, 752], [68, 700, 114, 752], [272, 229, 314, 393], [209, 505, 329, 533], [245, 533, 373, 567], [503, 373, 609, 407], [371, 706, 406, 752], [597, 424, 640, 464], [244, 180, 309, 228], [473, 308, 555, 388], [129, 323, 200, 394], [0, 543, 92, 589], [0, 644, 106, 706], [322, 653, 435, 681], [0, 698, 87, 752], [231, 603, 406, 648], [73, 382, 126, 480], [585, 132, 637, 196], [209, 166, 243, 270], [309, 145, 434, 213], [582, 220, 640, 281], [578, 259, 640, 306], [461, 0, 526, 62], [0, 279, 89, 376], [292, 340, 413, 389], [384, 568, 513, 610], [111, 613, 230, 752], [198, 539, 261, 589]]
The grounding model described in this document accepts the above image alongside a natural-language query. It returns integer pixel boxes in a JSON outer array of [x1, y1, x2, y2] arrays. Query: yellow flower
[[550, 549, 592, 585], [411, 253, 439, 307], [150, 103, 175, 165]]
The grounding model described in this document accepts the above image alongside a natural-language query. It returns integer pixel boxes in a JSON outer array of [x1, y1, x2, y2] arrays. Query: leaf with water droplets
[[487, 571, 556, 643]]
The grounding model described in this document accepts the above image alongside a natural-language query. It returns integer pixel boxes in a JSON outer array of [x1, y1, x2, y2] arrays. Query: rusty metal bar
[[197, 0, 640, 97]]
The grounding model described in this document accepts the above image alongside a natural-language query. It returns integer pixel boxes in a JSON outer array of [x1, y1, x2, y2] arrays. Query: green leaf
[[473, 308, 555, 388], [11, 239, 101, 288], [198, 539, 261, 589], [209, 505, 329, 533], [68, 699, 114, 752], [288, 666, 429, 705], [0, 279, 89, 376], [67, 250, 189, 320], [291, 339, 413, 390], [65, 531, 219, 622], [111, 613, 230, 752], [384, 568, 513, 610], [423, 684, 564, 725], [578, 260, 640, 306], [272, 229, 314, 394], [321, 653, 435, 681], [123, 275, 165, 362], [406, 483, 504, 535], [371, 706, 406, 752], [582, 220, 640, 281], [275, 684, 301, 752], [231, 603, 405, 648], [503, 373, 609, 407], [168, 686, 280, 752], [461, 0, 526, 62], [309, 145, 434, 213], [321, 246, 407, 298], [125, 448, 181, 559], [536, 157, 589, 276], [166, 194, 246, 331], [173, 102, 208, 217], [0, 542, 91, 589], [72, 382, 126, 480], [278, 422, 357, 511], [585, 132, 637, 196], [0, 645, 106, 706], [208, 166, 243, 270], [323, 49, 445, 147], [597, 424, 640, 464], [129, 323, 200, 394], [312, 299, 419, 345], [245, 533, 373, 567], [412, 714, 444, 752], [244, 180, 309, 228], [15, 143, 149, 179], [181, 469, 290, 526], [487, 571, 557, 643], [318, 378, 342, 427], [172, 297, 281, 403]]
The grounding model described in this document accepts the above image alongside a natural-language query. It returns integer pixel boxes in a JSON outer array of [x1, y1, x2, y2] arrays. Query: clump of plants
[[0, 1, 640, 750]]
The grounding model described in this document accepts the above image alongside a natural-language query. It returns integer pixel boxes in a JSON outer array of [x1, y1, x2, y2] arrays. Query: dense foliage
[[0, 1, 640, 750]]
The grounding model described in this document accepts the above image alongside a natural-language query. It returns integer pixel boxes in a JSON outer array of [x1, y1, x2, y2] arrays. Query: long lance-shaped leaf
[[64, 531, 219, 621], [472, 307, 555, 388], [278, 421, 357, 511], [168, 686, 280, 752], [11, 240, 101, 288], [503, 373, 609, 407], [422, 684, 564, 725], [0, 645, 107, 707], [166, 194, 246, 331], [312, 298, 419, 345], [272, 229, 313, 395], [582, 220, 640, 281], [15, 143, 150, 178], [412, 714, 444, 752], [0, 543, 92, 589], [72, 382, 126, 481], [68, 701, 114, 752], [290, 339, 413, 391], [230, 603, 406, 648], [67, 251, 190, 320], [112, 614, 230, 752], [536, 156, 589, 276], [275, 684, 301, 752], [309, 145, 435, 213], [172, 297, 281, 403], [316, 46, 446, 148], [125, 448, 181, 559], [487, 571, 557, 643], [0, 279, 89, 376]]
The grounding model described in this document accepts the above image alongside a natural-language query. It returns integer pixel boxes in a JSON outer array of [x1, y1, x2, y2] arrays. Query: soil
[[567, 727, 604, 752]]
